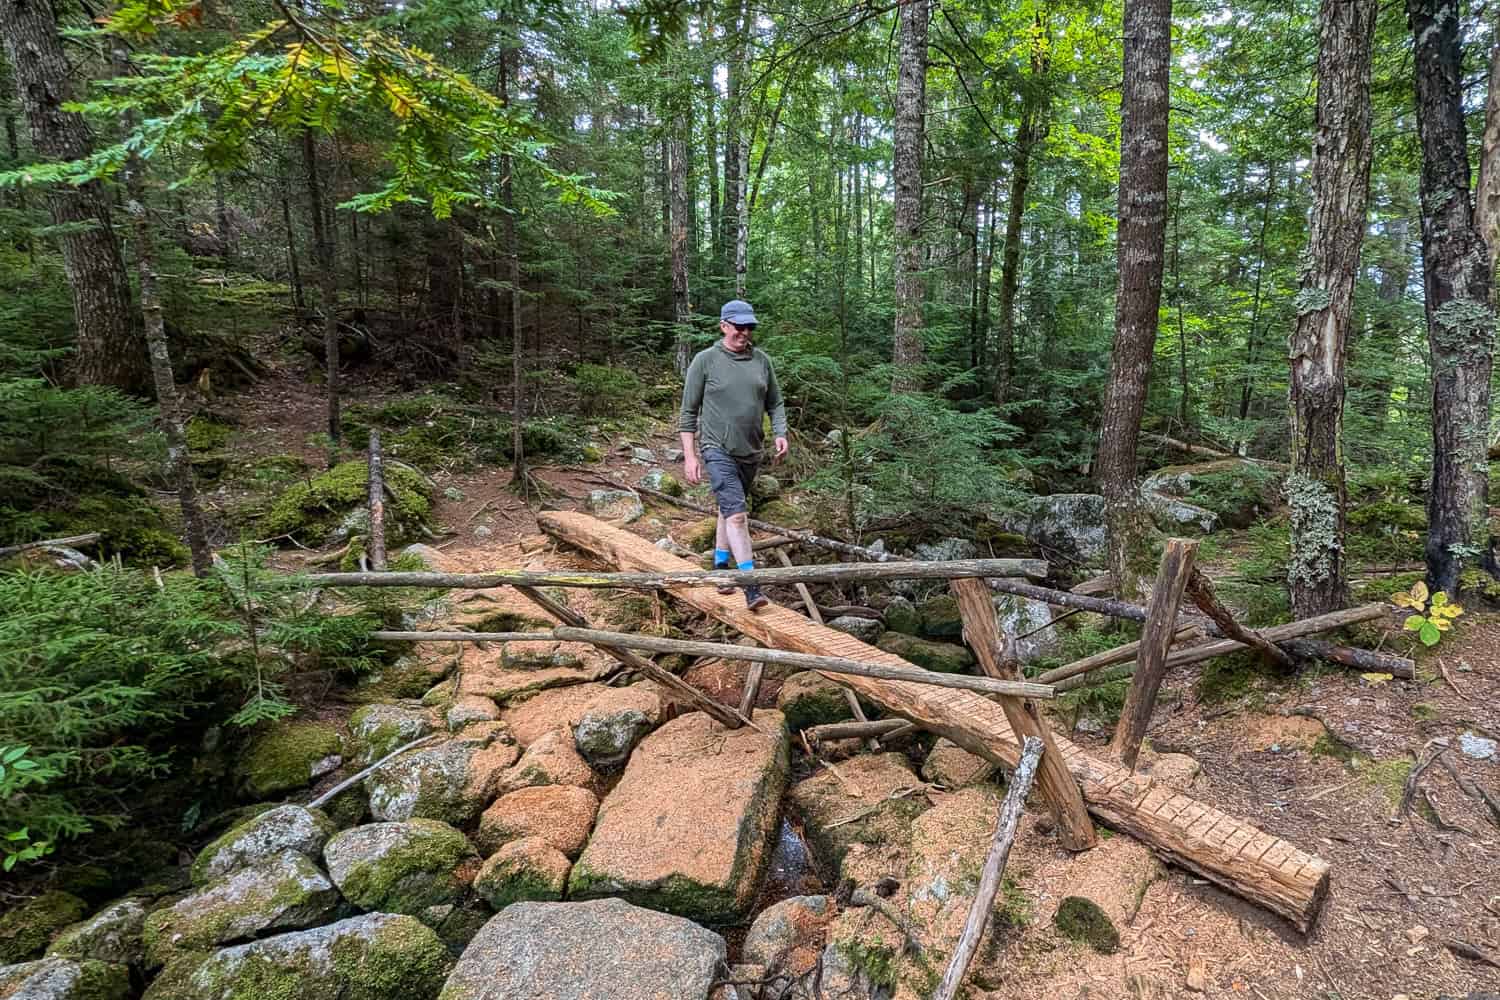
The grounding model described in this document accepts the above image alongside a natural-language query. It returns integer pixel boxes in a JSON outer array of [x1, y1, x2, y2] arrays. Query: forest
[[2, 0, 1500, 997]]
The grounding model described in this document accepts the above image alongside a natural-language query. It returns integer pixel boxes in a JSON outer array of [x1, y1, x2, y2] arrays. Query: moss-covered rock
[[323, 820, 477, 915], [788, 753, 926, 887], [752, 499, 803, 526], [882, 597, 920, 636], [1053, 895, 1119, 954], [472, 839, 570, 911], [235, 722, 343, 801], [493, 728, 596, 797], [142, 853, 342, 968], [353, 655, 454, 704], [47, 899, 148, 967], [775, 672, 855, 732], [876, 632, 975, 674], [346, 704, 435, 766], [572, 686, 660, 771], [191, 805, 337, 886], [681, 516, 719, 552], [364, 738, 519, 825], [475, 785, 599, 858], [0, 890, 88, 963], [915, 594, 963, 638], [141, 913, 452, 1000], [260, 459, 433, 546], [0, 957, 131, 1000]]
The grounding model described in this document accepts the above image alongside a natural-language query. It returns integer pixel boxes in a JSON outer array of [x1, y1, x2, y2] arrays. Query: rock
[[656, 537, 697, 558], [992, 593, 1062, 663], [1142, 459, 1277, 528], [235, 721, 343, 800], [1024, 494, 1107, 565], [882, 597, 920, 636], [751, 475, 782, 499], [827, 616, 883, 644], [1459, 732, 1497, 760], [498, 684, 614, 748], [494, 727, 596, 796], [366, 738, 519, 825], [569, 712, 790, 923], [585, 489, 645, 524], [573, 686, 662, 770], [914, 538, 978, 562], [191, 805, 337, 886], [438, 899, 726, 1000], [475, 786, 599, 858], [472, 525, 493, 540], [46, 899, 148, 967], [905, 787, 1009, 969], [1185, 957, 1209, 992], [262, 459, 433, 547], [682, 516, 719, 552], [776, 672, 855, 732], [446, 696, 501, 732], [1141, 751, 1201, 791], [142, 853, 341, 967], [818, 908, 903, 999], [875, 632, 974, 674], [0, 958, 130, 1000], [518, 534, 549, 553], [664, 447, 685, 462], [323, 820, 478, 915], [921, 739, 994, 788], [0, 892, 88, 964], [355, 654, 453, 705], [142, 913, 452, 1000], [1052, 896, 1119, 954], [914, 594, 963, 638], [1142, 491, 1218, 534], [472, 840, 571, 911], [638, 469, 683, 497], [630, 447, 657, 463], [789, 754, 925, 886], [741, 896, 833, 976]]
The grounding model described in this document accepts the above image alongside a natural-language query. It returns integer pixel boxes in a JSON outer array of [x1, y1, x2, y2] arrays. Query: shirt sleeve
[[764, 356, 788, 437], [678, 352, 706, 434]]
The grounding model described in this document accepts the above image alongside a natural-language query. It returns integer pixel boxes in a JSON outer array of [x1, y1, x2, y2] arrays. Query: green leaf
[[1403, 614, 1425, 631], [1419, 622, 1441, 647]]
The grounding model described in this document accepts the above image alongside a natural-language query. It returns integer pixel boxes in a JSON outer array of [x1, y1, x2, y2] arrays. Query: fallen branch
[[1445, 938, 1500, 970], [307, 734, 440, 809], [0, 532, 102, 559], [303, 557, 1050, 592], [370, 630, 552, 643], [1186, 568, 1293, 669], [1035, 625, 1202, 686], [805, 719, 914, 744], [550, 626, 1058, 700], [933, 735, 1044, 1000], [695, 534, 796, 559], [1276, 639, 1414, 678]]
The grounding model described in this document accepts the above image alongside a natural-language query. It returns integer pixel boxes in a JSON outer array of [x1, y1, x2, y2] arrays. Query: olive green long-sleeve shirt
[[678, 342, 788, 459]]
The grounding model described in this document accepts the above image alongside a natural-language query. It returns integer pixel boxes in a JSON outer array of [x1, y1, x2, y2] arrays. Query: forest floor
[[198, 361, 1500, 1000]]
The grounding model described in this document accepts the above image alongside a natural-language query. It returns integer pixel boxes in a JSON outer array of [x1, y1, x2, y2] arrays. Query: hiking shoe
[[714, 563, 736, 595], [744, 586, 770, 611]]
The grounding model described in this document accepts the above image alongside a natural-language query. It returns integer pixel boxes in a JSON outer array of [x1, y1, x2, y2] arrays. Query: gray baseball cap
[[720, 299, 758, 326]]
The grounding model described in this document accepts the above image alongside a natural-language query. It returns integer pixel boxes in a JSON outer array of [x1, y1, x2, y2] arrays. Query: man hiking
[[679, 299, 789, 611]]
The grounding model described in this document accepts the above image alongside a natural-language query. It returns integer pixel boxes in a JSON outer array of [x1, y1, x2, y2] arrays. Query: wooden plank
[[538, 511, 1331, 933], [950, 578, 1096, 852], [1112, 539, 1199, 769]]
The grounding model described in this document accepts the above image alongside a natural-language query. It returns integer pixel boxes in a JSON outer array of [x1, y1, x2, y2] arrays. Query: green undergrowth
[[261, 459, 433, 545], [1182, 463, 1281, 527], [341, 392, 587, 470], [1196, 651, 1279, 706]]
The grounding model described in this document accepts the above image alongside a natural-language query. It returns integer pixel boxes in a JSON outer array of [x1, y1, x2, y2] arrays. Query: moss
[[1311, 732, 1362, 765], [353, 656, 449, 704], [682, 516, 719, 552], [185, 416, 234, 452], [1180, 464, 1280, 527], [875, 632, 974, 673], [883, 598, 921, 636], [834, 936, 900, 990], [61, 495, 190, 568], [1196, 651, 1274, 706], [994, 876, 1032, 928], [260, 459, 433, 546], [777, 673, 855, 732], [1458, 567, 1500, 602], [972, 526, 1031, 556], [237, 721, 342, 800], [580, 444, 604, 463], [56, 865, 117, 904], [0, 890, 88, 963], [1053, 896, 1119, 954], [140, 952, 212, 1000], [338, 821, 474, 913], [751, 499, 803, 526], [1363, 758, 1413, 808], [330, 916, 454, 1000], [475, 867, 565, 910], [1411, 702, 1440, 722], [1353, 571, 1426, 604]]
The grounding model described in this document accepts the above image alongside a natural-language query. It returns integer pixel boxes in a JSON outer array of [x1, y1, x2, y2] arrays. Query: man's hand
[[684, 453, 703, 484], [773, 436, 789, 462]]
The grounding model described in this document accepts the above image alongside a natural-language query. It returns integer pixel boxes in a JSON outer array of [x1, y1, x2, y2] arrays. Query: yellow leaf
[[1432, 618, 1451, 632], [1361, 672, 1392, 685], [1410, 581, 1429, 604], [1391, 593, 1417, 609]]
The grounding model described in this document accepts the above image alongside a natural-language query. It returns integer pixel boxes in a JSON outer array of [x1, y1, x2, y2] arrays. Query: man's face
[[721, 319, 755, 353]]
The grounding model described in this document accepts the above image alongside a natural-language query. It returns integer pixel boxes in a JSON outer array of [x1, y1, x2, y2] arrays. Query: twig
[[1445, 938, 1500, 970], [465, 498, 497, 525], [306, 734, 440, 809], [1438, 657, 1467, 698], [1391, 738, 1449, 825], [827, 786, 930, 829]]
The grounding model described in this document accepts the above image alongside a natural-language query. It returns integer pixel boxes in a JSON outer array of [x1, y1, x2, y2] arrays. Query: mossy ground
[[0, 890, 88, 963], [261, 459, 433, 546], [1052, 895, 1119, 954], [237, 721, 342, 800]]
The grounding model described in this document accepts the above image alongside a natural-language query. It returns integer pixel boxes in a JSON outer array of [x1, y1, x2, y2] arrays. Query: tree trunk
[[1095, 0, 1172, 599], [1357, 213, 1408, 424], [1287, 0, 1376, 617], [670, 121, 691, 373], [1475, 34, 1500, 279], [891, 0, 928, 392], [735, 134, 748, 297], [703, 17, 720, 269], [279, 156, 306, 315], [301, 129, 341, 457], [1239, 160, 1278, 424], [1407, 0, 1499, 594], [499, 36, 524, 484], [721, 0, 746, 280], [852, 111, 864, 295], [1, 0, 143, 391]]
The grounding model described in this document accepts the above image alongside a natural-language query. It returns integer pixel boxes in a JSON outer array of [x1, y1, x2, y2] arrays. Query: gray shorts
[[703, 447, 759, 517]]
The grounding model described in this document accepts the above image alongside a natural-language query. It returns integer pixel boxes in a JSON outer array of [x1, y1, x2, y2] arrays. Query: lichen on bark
[[1285, 473, 1341, 589]]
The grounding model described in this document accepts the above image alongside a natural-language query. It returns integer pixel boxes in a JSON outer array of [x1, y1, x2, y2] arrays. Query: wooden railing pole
[[1111, 538, 1199, 770]]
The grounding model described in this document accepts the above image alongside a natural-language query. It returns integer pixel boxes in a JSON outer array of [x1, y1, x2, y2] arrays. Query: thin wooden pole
[[805, 719, 914, 743], [551, 626, 1058, 699], [1185, 567, 1292, 667], [1112, 539, 1199, 769], [303, 557, 1050, 591], [0, 533, 102, 559], [933, 736, 1044, 1000], [737, 639, 764, 717], [370, 631, 552, 642], [307, 734, 439, 809], [1035, 625, 1202, 685], [777, 546, 876, 750], [366, 430, 387, 571], [950, 578, 1095, 851]]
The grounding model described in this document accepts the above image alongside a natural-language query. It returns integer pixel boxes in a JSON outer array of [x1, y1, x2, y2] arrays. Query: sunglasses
[[725, 322, 756, 334]]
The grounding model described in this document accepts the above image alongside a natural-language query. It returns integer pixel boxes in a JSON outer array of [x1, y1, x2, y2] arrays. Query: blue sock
[[738, 560, 755, 572], [714, 549, 731, 568]]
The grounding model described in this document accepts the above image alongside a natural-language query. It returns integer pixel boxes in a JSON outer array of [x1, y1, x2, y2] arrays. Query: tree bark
[[670, 122, 691, 373], [2, 0, 143, 391], [1407, 0, 1499, 594], [1239, 160, 1279, 425], [301, 130, 341, 457], [366, 430, 387, 571], [1094, 0, 1171, 598], [735, 134, 748, 297], [279, 156, 306, 314], [891, 0, 928, 392], [721, 0, 746, 278], [1287, 0, 1376, 617]]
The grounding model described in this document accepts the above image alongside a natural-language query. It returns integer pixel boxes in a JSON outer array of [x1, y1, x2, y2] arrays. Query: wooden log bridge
[[537, 511, 1332, 932]]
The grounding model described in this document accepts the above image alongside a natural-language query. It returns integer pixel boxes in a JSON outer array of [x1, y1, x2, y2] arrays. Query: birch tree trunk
[[1094, 0, 1171, 599], [1, 0, 143, 391], [1287, 0, 1376, 617], [1407, 0, 1499, 594], [891, 0, 928, 392]]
